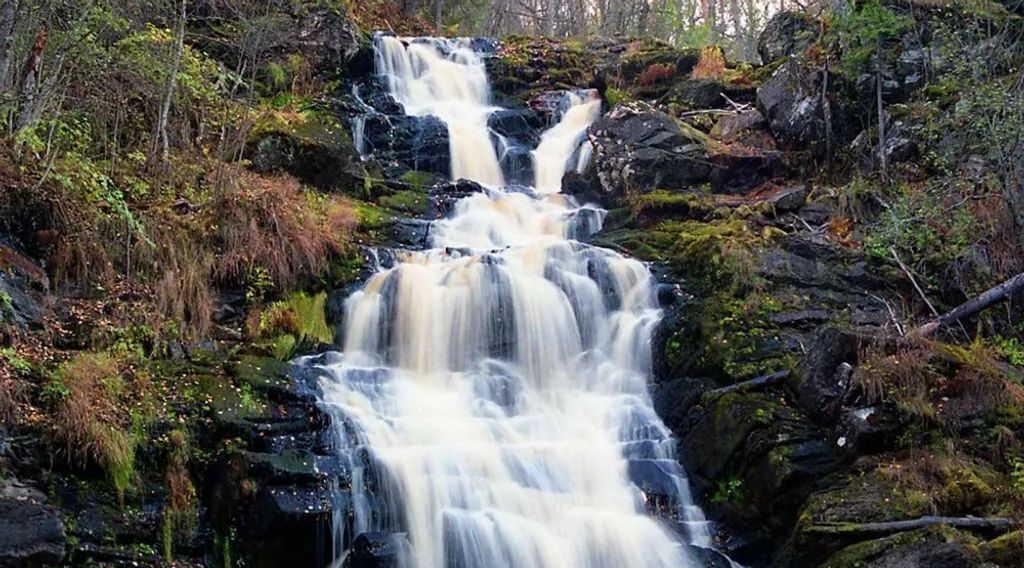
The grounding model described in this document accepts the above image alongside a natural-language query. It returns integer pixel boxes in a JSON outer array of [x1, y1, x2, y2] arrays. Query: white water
[[312, 36, 712, 568], [533, 91, 602, 193], [374, 36, 504, 186]]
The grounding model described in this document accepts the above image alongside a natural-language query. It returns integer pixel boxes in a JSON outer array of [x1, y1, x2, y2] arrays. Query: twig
[[870, 293, 905, 337], [890, 248, 940, 318]]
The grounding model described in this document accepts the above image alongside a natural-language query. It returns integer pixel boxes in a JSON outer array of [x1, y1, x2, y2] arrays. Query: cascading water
[[313, 35, 716, 568]]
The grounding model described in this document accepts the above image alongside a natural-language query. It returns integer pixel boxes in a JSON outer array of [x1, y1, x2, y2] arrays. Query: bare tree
[[154, 0, 186, 162]]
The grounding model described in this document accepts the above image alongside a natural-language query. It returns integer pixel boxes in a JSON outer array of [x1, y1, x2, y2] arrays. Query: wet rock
[[0, 497, 67, 567], [385, 219, 431, 249], [245, 484, 335, 568], [428, 181, 483, 219], [345, 532, 409, 568], [835, 406, 901, 456], [361, 113, 451, 178], [792, 328, 865, 424], [758, 12, 819, 65]]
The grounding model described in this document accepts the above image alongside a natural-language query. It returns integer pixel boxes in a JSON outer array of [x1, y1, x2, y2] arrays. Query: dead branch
[[806, 515, 1015, 537], [707, 370, 791, 396], [911, 271, 1024, 338]]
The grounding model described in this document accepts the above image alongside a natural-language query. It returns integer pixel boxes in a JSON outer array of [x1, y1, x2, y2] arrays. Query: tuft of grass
[[44, 353, 142, 501], [214, 168, 355, 294]]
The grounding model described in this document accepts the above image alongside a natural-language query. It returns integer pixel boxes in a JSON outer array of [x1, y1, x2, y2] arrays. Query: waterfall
[[374, 36, 504, 186], [532, 91, 602, 194], [309, 36, 714, 568]]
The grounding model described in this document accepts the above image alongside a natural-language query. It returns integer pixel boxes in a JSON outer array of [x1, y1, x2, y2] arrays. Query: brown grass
[[638, 63, 676, 86], [46, 353, 136, 497], [691, 47, 728, 80], [0, 375, 26, 426], [214, 168, 355, 293]]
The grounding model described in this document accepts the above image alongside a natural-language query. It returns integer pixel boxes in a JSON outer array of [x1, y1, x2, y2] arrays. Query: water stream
[[304, 35, 715, 568]]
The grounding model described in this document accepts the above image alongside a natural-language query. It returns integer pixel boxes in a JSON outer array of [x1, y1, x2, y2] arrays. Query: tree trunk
[[546, 0, 557, 36], [402, 0, 419, 16], [434, 0, 443, 35], [911, 271, 1024, 338], [0, 0, 20, 91], [155, 0, 186, 162]]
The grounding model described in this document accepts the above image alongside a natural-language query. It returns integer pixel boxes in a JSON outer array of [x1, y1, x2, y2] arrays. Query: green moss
[[982, 530, 1024, 565], [351, 199, 398, 230], [379, 189, 430, 215], [398, 170, 436, 190]]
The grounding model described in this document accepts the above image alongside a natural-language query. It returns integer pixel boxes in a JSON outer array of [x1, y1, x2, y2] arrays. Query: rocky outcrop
[[757, 59, 830, 152], [0, 494, 66, 566], [581, 103, 711, 202], [758, 12, 819, 65]]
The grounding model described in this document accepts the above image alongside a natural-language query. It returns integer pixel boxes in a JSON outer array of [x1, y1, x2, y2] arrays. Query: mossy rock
[[822, 526, 986, 568], [248, 108, 364, 192], [981, 530, 1024, 565]]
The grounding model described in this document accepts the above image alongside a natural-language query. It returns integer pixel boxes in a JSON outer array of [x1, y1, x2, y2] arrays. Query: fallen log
[[806, 515, 1016, 537], [911, 271, 1024, 338], [707, 370, 791, 396]]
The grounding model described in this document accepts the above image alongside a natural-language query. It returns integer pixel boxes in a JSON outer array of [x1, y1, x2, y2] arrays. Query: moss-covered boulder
[[248, 109, 365, 192]]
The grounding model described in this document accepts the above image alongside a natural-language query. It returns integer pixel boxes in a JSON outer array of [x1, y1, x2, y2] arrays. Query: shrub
[[691, 46, 727, 80]]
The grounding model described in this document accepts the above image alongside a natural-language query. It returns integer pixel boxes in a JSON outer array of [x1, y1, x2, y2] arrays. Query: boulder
[[345, 532, 409, 568], [582, 103, 712, 204], [0, 497, 66, 566], [757, 59, 830, 152], [791, 328, 865, 424], [248, 116, 365, 192], [758, 12, 819, 65], [361, 113, 450, 179], [824, 528, 988, 568]]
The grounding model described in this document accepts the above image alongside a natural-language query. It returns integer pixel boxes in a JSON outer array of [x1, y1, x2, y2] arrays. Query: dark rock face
[[0, 497, 66, 567], [360, 112, 451, 179], [582, 103, 711, 202], [345, 532, 410, 568], [757, 59, 829, 152], [758, 12, 819, 65], [488, 108, 541, 185]]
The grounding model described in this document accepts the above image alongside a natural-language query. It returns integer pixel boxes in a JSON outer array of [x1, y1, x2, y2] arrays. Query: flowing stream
[[306, 35, 714, 568]]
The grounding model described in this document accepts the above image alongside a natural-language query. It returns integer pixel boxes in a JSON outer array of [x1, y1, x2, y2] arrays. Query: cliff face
[[1, 1, 1022, 567]]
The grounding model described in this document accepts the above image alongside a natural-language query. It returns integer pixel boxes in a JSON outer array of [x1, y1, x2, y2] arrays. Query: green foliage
[[833, 1, 913, 73], [862, 184, 975, 282], [0, 348, 32, 376], [712, 477, 744, 504], [995, 337, 1024, 368], [1011, 457, 1024, 496]]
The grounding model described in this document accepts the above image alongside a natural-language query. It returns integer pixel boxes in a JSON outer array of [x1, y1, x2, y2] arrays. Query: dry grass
[[214, 168, 355, 293], [46, 353, 137, 498], [154, 240, 215, 341], [638, 63, 676, 86], [0, 375, 26, 426], [691, 46, 728, 80]]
